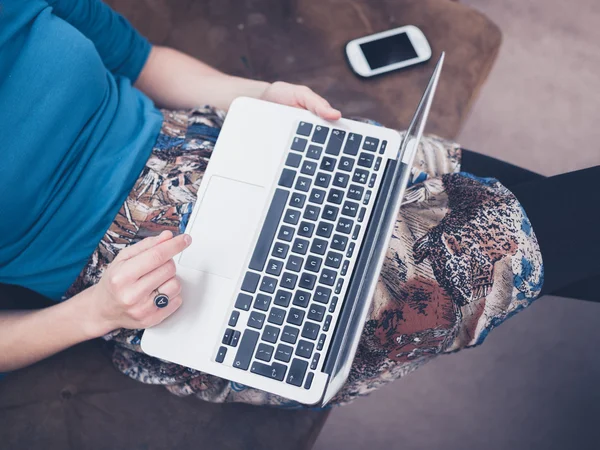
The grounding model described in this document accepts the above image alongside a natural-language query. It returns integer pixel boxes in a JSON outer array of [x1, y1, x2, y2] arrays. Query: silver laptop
[[141, 53, 444, 406]]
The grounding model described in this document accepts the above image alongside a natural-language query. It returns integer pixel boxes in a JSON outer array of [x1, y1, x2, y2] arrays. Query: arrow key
[[286, 358, 308, 386]]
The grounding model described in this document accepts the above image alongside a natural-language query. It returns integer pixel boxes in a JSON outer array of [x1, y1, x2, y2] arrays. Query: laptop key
[[254, 294, 271, 311], [327, 189, 344, 204], [277, 225, 294, 242], [304, 372, 314, 389], [251, 361, 287, 381], [287, 308, 305, 326], [303, 205, 321, 221], [241, 272, 260, 293], [312, 125, 329, 144], [310, 238, 328, 255], [352, 168, 369, 184], [310, 353, 320, 370], [291, 136, 308, 151], [281, 326, 300, 344], [292, 238, 309, 255], [268, 307, 286, 325], [320, 156, 336, 172], [319, 269, 336, 286], [306, 144, 323, 160], [317, 333, 326, 351], [309, 188, 326, 205], [235, 293, 252, 311], [343, 132, 362, 156], [299, 272, 317, 290], [316, 221, 333, 238], [287, 358, 309, 386], [325, 129, 346, 155], [331, 234, 348, 251], [284, 209, 300, 225], [363, 190, 372, 204], [341, 260, 350, 276], [358, 207, 366, 223], [328, 297, 338, 313], [256, 343, 274, 362], [298, 221, 315, 238], [285, 152, 302, 168], [233, 329, 259, 370], [259, 276, 277, 294], [379, 140, 387, 155], [280, 272, 298, 289], [363, 137, 379, 152], [272, 242, 289, 259], [301, 160, 317, 175], [248, 311, 266, 330], [266, 259, 283, 276], [339, 156, 354, 172], [228, 310, 240, 327], [325, 251, 342, 269], [333, 172, 350, 188], [374, 156, 382, 171], [296, 340, 315, 358], [286, 255, 304, 272], [290, 192, 306, 208], [347, 184, 364, 201], [337, 217, 354, 235], [222, 328, 234, 345], [352, 224, 361, 240], [305, 255, 322, 273], [249, 189, 289, 271], [293, 290, 311, 308], [308, 304, 326, 322], [216, 346, 227, 363], [262, 325, 280, 343], [314, 286, 331, 304], [314, 172, 331, 188], [358, 152, 374, 168], [274, 290, 292, 307], [322, 205, 339, 221], [301, 322, 320, 340], [278, 169, 296, 188], [297, 121, 313, 136], [342, 201, 359, 218], [369, 173, 377, 188], [275, 344, 294, 362], [294, 176, 311, 192], [323, 315, 332, 331], [346, 242, 356, 258], [231, 330, 241, 347], [335, 278, 344, 294]]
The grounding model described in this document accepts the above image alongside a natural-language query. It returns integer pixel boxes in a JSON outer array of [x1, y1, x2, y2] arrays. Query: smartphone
[[345, 25, 432, 78]]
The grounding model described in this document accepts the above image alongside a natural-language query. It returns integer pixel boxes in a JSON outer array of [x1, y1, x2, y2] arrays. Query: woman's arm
[[0, 231, 190, 372], [135, 46, 342, 120]]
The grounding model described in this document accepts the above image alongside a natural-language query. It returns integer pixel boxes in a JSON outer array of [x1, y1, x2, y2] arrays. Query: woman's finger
[[134, 258, 178, 296], [146, 294, 183, 328], [116, 230, 173, 261], [128, 276, 182, 319], [295, 87, 341, 120], [128, 233, 191, 280]]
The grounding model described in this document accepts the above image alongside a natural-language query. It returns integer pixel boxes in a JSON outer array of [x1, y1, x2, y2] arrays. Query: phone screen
[[359, 32, 418, 70]]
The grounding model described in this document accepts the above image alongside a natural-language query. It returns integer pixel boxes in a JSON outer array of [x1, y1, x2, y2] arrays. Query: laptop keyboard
[[216, 121, 387, 390]]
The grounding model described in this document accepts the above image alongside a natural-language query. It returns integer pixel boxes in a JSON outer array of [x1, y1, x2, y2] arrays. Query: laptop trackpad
[[178, 176, 266, 279]]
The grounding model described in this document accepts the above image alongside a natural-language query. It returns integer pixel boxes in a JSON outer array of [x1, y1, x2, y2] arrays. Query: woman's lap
[[66, 107, 544, 407]]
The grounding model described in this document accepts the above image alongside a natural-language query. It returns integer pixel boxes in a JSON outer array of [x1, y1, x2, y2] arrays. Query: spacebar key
[[248, 188, 289, 271], [233, 329, 259, 370]]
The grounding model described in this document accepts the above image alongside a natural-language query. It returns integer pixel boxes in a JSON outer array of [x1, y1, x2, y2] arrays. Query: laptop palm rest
[[178, 175, 265, 279]]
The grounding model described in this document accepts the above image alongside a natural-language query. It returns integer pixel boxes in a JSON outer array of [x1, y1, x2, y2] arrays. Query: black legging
[[461, 150, 600, 302]]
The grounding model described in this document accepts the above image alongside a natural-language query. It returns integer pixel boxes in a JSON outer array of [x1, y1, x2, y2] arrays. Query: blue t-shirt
[[0, 0, 163, 300]]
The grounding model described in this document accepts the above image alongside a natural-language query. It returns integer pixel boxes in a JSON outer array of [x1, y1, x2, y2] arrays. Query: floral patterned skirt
[[65, 107, 543, 407]]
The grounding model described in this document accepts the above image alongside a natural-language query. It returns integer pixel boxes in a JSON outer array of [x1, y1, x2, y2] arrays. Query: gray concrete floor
[[315, 1, 600, 449]]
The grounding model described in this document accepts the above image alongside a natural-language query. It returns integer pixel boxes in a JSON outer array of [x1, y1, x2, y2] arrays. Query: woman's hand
[[260, 81, 342, 121], [86, 230, 192, 336]]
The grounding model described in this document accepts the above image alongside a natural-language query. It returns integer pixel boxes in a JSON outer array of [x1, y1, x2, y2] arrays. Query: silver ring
[[153, 290, 169, 308]]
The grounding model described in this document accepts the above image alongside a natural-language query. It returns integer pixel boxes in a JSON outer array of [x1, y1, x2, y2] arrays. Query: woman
[[1, 0, 598, 405]]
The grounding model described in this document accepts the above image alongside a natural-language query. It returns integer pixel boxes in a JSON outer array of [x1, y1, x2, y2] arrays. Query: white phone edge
[[345, 25, 432, 78]]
